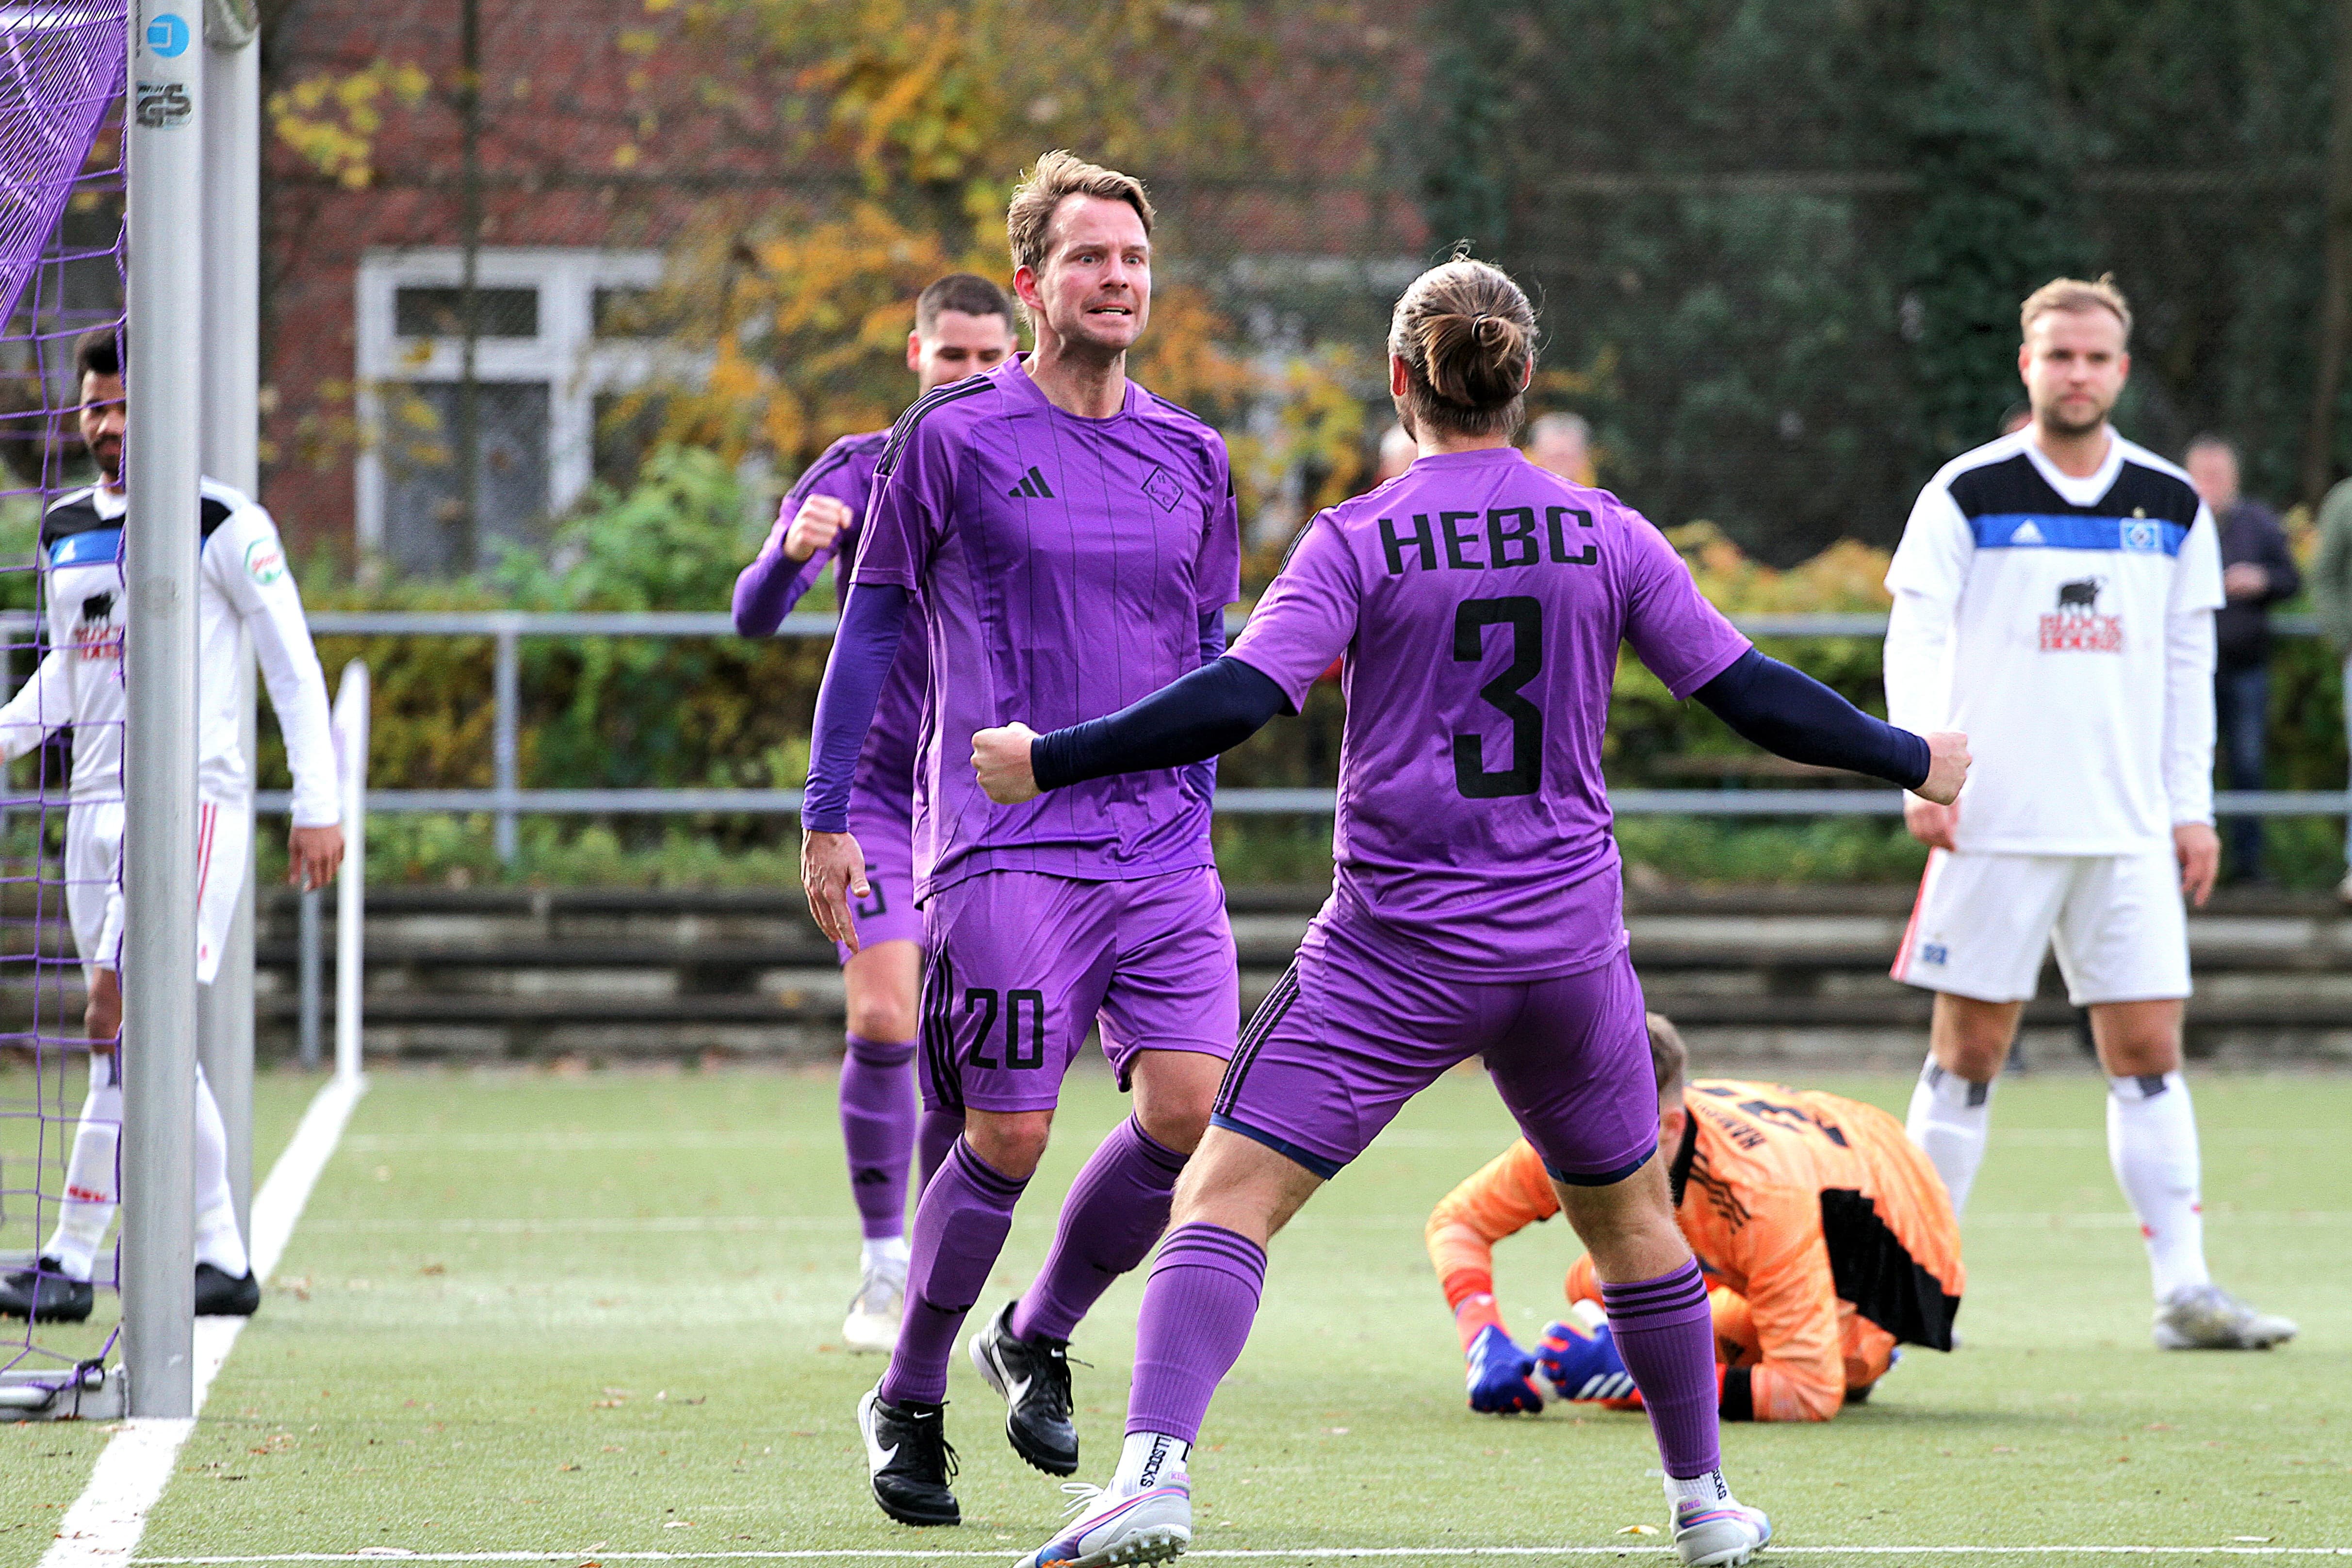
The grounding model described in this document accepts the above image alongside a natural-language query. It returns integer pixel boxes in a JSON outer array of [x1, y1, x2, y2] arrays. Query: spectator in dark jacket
[[2187, 435, 2300, 884]]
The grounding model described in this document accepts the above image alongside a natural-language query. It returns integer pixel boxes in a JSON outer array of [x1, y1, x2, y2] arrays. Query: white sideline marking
[[42, 1074, 370, 1568], [124, 1548, 2352, 1561]]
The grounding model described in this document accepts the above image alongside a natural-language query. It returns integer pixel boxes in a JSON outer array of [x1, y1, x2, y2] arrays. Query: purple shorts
[[1213, 905, 1657, 1183], [917, 866, 1239, 1115], [836, 801, 928, 964]]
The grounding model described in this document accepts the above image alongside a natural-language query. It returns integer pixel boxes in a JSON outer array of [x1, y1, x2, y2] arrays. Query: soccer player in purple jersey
[[733, 273, 1017, 1355], [971, 258, 1971, 1568], [800, 152, 1243, 1527]]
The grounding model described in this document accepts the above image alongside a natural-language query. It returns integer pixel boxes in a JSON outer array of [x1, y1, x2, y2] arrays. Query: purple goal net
[[0, 0, 124, 1415]]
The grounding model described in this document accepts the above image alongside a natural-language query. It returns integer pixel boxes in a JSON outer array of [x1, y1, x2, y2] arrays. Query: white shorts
[[68, 795, 253, 987], [1890, 848, 2190, 1007]]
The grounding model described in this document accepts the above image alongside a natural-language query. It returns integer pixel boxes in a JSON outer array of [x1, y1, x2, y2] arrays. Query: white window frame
[[353, 246, 669, 558]]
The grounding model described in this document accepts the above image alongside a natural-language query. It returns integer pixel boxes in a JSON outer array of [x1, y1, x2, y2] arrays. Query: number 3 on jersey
[[1453, 596, 1543, 798]]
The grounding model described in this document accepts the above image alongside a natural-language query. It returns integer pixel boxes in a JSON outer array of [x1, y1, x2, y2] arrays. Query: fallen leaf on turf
[[558, 1464, 580, 1472], [1992, 1446, 2016, 1454], [1616, 1525, 1658, 1536]]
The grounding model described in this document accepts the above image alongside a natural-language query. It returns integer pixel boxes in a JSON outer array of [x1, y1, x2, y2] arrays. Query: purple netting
[[0, 0, 122, 1400], [0, 2, 122, 329]]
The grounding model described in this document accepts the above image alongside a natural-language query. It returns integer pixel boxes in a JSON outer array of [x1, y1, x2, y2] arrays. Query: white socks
[[1905, 1058, 1995, 1216], [46, 1069, 121, 1281], [861, 1233, 911, 1284], [1665, 1469, 1732, 1506], [43, 1060, 250, 1281], [1111, 1431, 1190, 1497], [2107, 1071, 2209, 1301]]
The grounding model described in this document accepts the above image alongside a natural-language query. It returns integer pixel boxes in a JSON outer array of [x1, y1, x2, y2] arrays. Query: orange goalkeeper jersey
[[1427, 1080, 1962, 1421]]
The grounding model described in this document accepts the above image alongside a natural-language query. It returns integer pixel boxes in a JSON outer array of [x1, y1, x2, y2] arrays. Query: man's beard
[[2034, 396, 2111, 441], [90, 440, 120, 482]]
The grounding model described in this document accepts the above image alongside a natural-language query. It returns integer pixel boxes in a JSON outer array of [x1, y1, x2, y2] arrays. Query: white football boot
[[2153, 1283, 2298, 1350], [1671, 1495, 1773, 1567], [1015, 1481, 1192, 1568], [842, 1265, 905, 1354]]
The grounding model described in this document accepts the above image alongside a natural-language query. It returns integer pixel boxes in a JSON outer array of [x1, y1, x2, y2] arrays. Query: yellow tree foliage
[[270, 61, 431, 189]]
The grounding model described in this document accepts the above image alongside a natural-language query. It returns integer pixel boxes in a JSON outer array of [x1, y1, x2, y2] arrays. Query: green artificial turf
[[0, 1067, 319, 1560], [6, 1064, 2348, 1563]]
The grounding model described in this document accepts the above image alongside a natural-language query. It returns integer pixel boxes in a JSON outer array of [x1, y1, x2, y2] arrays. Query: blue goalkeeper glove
[[1464, 1324, 1547, 1415], [1538, 1314, 1637, 1402]]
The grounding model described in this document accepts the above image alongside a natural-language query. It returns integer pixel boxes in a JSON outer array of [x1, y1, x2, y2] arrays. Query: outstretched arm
[[1693, 648, 1966, 802], [971, 655, 1289, 804]]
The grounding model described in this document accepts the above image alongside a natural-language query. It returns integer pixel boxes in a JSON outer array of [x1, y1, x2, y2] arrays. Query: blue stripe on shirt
[[1967, 512, 2189, 556], [45, 527, 120, 568]]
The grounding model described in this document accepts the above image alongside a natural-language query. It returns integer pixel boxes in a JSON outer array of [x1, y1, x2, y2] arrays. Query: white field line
[[123, 1548, 2352, 1562], [42, 1074, 370, 1568]]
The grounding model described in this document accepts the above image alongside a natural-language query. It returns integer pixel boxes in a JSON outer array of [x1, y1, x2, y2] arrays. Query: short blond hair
[[2021, 274, 2132, 342], [1006, 150, 1155, 280]]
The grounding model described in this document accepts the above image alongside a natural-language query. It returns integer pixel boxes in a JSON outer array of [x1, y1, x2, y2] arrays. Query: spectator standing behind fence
[[1527, 410, 1596, 485], [2309, 474, 2352, 903], [2185, 436, 2298, 886]]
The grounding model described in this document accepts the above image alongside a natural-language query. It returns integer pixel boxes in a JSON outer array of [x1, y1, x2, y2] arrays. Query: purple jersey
[[855, 355, 1241, 899], [736, 430, 928, 818], [1229, 447, 1749, 980]]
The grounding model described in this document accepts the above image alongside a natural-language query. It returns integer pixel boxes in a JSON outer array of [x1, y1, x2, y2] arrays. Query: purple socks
[[916, 1107, 964, 1196], [1125, 1223, 1266, 1444], [1012, 1115, 1189, 1343], [878, 1138, 1028, 1406], [839, 1034, 919, 1241], [1601, 1258, 1722, 1480]]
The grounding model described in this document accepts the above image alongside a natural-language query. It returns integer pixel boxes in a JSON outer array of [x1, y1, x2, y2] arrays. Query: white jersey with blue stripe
[[1883, 428, 2222, 855], [0, 478, 341, 826]]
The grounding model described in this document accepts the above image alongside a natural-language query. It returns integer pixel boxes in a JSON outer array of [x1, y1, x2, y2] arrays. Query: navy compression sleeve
[[1032, 656, 1288, 790], [1693, 647, 1930, 789], [803, 583, 908, 832]]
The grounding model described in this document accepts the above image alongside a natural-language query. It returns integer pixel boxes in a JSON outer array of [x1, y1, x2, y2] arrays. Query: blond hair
[[1387, 257, 1537, 440], [1006, 150, 1155, 281], [2020, 274, 2133, 342]]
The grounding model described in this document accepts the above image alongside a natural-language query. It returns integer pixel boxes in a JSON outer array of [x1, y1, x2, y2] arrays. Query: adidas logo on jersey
[[2008, 520, 2045, 545], [1008, 466, 1055, 499]]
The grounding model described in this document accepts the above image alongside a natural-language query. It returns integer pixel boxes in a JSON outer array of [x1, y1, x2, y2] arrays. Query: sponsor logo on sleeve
[[2038, 575, 2122, 653], [244, 538, 285, 585]]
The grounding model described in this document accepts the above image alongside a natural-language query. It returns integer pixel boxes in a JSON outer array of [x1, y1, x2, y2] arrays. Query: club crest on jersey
[[2039, 575, 2122, 653], [1142, 464, 1185, 513]]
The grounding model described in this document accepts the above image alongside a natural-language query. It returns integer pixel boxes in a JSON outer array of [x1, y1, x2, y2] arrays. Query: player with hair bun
[[973, 254, 1970, 1568]]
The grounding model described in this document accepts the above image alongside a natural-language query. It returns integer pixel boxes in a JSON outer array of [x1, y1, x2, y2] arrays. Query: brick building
[[254, 0, 1426, 572]]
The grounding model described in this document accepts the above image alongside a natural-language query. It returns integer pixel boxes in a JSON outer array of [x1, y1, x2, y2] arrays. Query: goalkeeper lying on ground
[[1428, 1012, 1964, 1422]]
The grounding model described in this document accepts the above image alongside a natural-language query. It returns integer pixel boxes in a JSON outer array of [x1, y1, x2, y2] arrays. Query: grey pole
[[123, 0, 206, 1419], [196, 0, 259, 1233]]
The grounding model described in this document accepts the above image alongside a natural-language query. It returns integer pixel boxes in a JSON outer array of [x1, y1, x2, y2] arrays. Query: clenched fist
[[781, 494, 853, 563], [1916, 730, 1970, 806], [971, 722, 1042, 804]]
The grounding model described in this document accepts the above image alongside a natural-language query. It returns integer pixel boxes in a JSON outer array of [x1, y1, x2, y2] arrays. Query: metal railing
[[6, 606, 2336, 856]]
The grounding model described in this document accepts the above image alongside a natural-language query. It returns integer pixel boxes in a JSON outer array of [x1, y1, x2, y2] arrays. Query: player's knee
[[963, 1113, 1052, 1180], [846, 995, 918, 1044], [1133, 1096, 1211, 1156]]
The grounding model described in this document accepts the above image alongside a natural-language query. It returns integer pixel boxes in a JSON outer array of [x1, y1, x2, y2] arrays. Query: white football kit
[[0, 477, 340, 982], [1882, 428, 2221, 1006]]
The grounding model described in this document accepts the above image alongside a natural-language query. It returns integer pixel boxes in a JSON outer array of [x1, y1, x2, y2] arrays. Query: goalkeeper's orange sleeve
[[1426, 1139, 1563, 1349]]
